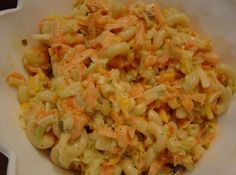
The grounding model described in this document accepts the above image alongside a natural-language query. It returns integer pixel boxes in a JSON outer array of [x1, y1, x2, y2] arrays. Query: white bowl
[[0, 0, 236, 175]]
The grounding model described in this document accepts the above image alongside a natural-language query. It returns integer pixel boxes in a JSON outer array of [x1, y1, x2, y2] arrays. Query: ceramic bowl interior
[[0, 0, 236, 175]]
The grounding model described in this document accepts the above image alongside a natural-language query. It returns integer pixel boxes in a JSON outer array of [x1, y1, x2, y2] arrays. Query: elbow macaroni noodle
[[6, 0, 236, 174]]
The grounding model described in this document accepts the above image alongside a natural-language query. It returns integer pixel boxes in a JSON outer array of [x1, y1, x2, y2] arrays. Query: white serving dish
[[0, 0, 236, 175]]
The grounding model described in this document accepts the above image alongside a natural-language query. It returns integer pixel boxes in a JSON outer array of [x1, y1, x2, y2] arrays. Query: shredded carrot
[[24, 104, 44, 120], [110, 110, 124, 124], [129, 84, 144, 99], [72, 48, 94, 65], [217, 74, 227, 85], [151, 4, 165, 29], [109, 146, 122, 154], [84, 77, 98, 108], [181, 96, 194, 112], [204, 132, 216, 144], [184, 41, 196, 50], [70, 113, 89, 140], [36, 109, 57, 120], [203, 52, 219, 65], [101, 156, 121, 167], [178, 119, 191, 129], [156, 55, 170, 68], [6, 72, 26, 87], [166, 123, 177, 137], [190, 93, 206, 104], [99, 127, 117, 139], [164, 85, 180, 101], [75, 63, 87, 81], [115, 125, 132, 148], [143, 55, 158, 67], [106, 15, 139, 30], [94, 9, 108, 27], [90, 31, 117, 48], [133, 22, 144, 50], [100, 165, 114, 175], [77, 16, 88, 26], [107, 55, 128, 69], [148, 154, 167, 175]]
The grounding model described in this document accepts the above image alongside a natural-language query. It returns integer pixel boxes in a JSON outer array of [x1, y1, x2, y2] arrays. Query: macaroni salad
[[7, 0, 236, 174]]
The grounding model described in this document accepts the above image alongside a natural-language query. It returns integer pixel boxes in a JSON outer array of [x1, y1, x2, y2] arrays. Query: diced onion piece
[[144, 84, 166, 104], [100, 42, 130, 59], [37, 115, 57, 127], [63, 116, 74, 132], [176, 107, 187, 119], [59, 82, 81, 98], [18, 85, 29, 103]]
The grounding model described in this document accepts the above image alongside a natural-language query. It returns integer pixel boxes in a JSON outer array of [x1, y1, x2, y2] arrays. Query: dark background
[[0, 0, 17, 11], [0, 0, 18, 174], [0, 153, 8, 175]]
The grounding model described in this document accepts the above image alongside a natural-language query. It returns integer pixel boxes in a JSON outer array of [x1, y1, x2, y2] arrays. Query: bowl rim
[[0, 141, 16, 175], [1, 0, 236, 175]]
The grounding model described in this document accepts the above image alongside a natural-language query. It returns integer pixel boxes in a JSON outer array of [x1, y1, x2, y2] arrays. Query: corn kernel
[[205, 103, 214, 120], [159, 108, 170, 123]]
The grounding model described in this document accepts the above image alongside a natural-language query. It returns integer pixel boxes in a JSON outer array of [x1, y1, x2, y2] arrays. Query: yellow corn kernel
[[165, 72, 176, 80], [109, 155, 121, 165], [38, 70, 48, 82], [156, 72, 176, 82], [168, 98, 181, 109], [119, 96, 130, 119], [205, 103, 214, 120], [20, 103, 30, 112], [155, 76, 161, 81], [28, 71, 48, 95], [144, 85, 152, 89], [96, 65, 107, 75], [159, 108, 170, 123], [29, 76, 41, 93]]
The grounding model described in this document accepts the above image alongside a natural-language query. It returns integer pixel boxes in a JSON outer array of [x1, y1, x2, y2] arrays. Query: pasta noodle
[[26, 119, 55, 149], [153, 29, 169, 50], [118, 26, 136, 42], [6, 0, 236, 174], [122, 158, 138, 175], [148, 121, 167, 153], [214, 84, 232, 115], [100, 42, 130, 59], [17, 85, 29, 103]]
